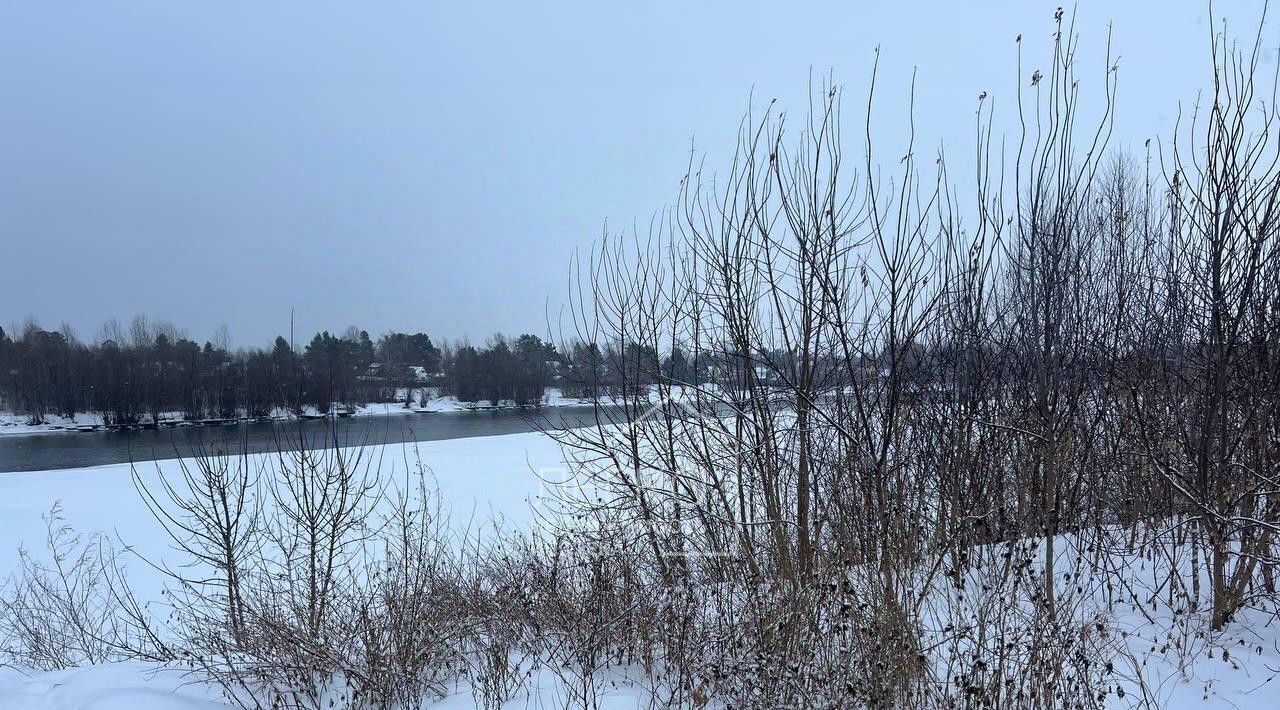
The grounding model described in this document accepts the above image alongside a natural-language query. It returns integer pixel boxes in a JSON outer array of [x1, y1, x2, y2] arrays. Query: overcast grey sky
[[0, 1, 1265, 347]]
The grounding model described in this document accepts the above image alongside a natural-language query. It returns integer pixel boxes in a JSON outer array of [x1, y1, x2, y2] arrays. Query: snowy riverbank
[[0, 388, 609, 437], [3, 429, 1280, 708]]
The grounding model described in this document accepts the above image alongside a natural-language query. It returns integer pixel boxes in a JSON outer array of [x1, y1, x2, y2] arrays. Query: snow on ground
[[0, 431, 563, 579], [1113, 603, 1280, 707], [0, 411, 106, 436], [0, 430, 576, 708], [0, 388, 612, 437], [4, 428, 1280, 707], [0, 662, 226, 710], [920, 532, 1280, 708], [0, 661, 663, 710]]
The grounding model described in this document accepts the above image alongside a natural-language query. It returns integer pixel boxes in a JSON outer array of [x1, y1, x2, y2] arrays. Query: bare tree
[[1126, 7, 1280, 629]]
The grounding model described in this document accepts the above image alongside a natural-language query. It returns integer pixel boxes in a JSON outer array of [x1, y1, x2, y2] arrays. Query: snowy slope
[[0, 663, 225, 710], [3, 431, 1280, 708]]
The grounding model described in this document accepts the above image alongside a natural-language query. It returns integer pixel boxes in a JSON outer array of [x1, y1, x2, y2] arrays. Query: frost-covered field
[[2, 430, 1280, 708]]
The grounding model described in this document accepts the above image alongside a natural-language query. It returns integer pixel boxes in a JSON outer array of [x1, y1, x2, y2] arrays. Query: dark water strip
[[0, 408, 618, 473]]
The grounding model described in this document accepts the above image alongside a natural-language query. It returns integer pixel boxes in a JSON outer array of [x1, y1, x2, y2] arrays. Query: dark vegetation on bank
[[0, 324, 643, 424]]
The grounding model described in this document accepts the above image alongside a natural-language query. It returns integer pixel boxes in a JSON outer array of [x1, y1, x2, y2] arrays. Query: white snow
[[0, 431, 578, 708], [0, 662, 226, 710], [0, 660, 664, 710], [0, 411, 106, 436], [0, 388, 618, 437], [2, 429, 1280, 707], [0, 432, 562, 574]]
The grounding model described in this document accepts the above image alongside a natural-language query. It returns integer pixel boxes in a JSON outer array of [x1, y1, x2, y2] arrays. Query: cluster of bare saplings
[[4, 11, 1280, 710]]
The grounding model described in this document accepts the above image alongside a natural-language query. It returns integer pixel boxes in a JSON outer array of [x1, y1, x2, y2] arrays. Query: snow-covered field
[[0, 660, 658, 710], [0, 432, 569, 709], [0, 431, 563, 574], [0, 662, 226, 710], [2, 428, 1280, 708]]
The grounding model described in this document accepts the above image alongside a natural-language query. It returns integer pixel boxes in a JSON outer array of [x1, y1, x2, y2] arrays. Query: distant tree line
[[0, 318, 456, 424], [0, 311, 955, 425], [0, 313, 773, 423]]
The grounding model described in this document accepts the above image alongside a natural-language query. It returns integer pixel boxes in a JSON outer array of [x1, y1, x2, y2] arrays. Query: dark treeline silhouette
[[0, 313, 787, 424], [0, 318, 601, 424], [0, 309, 1130, 427], [0, 319, 435, 423]]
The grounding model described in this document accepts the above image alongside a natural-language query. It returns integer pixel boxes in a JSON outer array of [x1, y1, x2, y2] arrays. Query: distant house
[[703, 362, 773, 384], [361, 363, 439, 385]]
